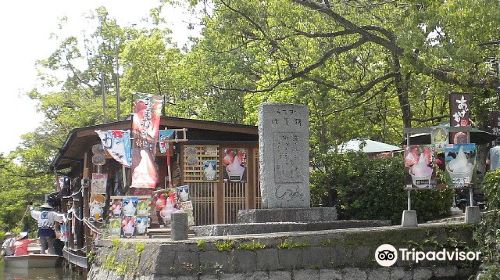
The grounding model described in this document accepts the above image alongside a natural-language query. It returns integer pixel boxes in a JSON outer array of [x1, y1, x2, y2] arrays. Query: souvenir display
[[122, 197, 138, 216], [223, 148, 247, 182], [136, 198, 151, 216], [130, 94, 163, 189], [445, 144, 476, 188], [121, 216, 136, 238], [95, 130, 132, 167], [203, 160, 217, 181], [109, 218, 121, 237], [135, 217, 149, 235], [91, 173, 107, 194], [404, 145, 436, 189]]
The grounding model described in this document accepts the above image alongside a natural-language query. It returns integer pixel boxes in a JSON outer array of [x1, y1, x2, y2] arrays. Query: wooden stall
[[50, 116, 261, 268]]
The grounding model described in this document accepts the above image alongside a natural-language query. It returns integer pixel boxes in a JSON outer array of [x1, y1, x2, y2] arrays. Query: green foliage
[[214, 240, 234, 252], [482, 170, 500, 209], [196, 239, 206, 251], [311, 152, 453, 223], [277, 238, 309, 249], [473, 210, 500, 279], [236, 240, 266, 251]]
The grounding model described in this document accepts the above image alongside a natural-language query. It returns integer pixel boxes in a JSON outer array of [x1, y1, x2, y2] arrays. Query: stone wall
[[89, 223, 479, 280]]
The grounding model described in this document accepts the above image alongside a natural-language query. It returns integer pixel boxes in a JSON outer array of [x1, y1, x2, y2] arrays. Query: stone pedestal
[[465, 206, 481, 224], [171, 212, 188, 240], [238, 207, 337, 223], [401, 210, 418, 228]]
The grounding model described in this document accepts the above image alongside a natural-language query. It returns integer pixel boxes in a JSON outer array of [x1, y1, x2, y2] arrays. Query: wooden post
[[214, 145, 224, 224], [245, 147, 256, 209], [82, 152, 91, 255]]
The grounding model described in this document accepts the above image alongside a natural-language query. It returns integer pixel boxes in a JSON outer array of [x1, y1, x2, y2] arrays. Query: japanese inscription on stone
[[259, 103, 310, 208]]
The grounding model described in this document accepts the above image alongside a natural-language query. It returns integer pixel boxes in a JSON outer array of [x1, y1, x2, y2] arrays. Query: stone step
[[193, 220, 391, 236]]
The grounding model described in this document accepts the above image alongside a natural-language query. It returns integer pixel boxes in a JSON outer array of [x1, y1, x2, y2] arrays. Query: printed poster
[[130, 94, 163, 189], [222, 148, 247, 182], [95, 130, 132, 167], [431, 126, 449, 151], [135, 217, 149, 235], [158, 129, 175, 154], [109, 218, 121, 237], [445, 144, 476, 188], [121, 216, 136, 238], [91, 173, 107, 194], [404, 145, 437, 189], [89, 194, 105, 222]]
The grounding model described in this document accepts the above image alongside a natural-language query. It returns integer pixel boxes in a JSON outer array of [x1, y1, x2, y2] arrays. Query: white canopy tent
[[334, 139, 402, 154]]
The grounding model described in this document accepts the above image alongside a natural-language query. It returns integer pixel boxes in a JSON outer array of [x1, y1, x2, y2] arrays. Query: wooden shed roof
[[51, 116, 257, 171]]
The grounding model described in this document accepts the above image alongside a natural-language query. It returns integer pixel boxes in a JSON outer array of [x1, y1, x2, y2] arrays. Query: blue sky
[[0, 0, 198, 154]]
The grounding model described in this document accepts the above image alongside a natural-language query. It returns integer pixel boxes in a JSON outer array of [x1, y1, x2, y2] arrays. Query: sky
[[0, 0, 198, 154]]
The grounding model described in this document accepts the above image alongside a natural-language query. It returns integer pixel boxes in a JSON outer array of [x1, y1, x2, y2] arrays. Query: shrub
[[311, 152, 453, 224], [482, 170, 500, 209], [473, 210, 500, 279]]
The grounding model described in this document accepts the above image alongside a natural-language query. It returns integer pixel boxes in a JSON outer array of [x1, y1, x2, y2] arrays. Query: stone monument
[[259, 103, 310, 208], [193, 103, 391, 236], [238, 103, 336, 223]]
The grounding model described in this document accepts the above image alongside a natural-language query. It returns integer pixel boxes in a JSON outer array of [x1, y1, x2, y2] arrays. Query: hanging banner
[[449, 93, 472, 144], [95, 130, 132, 167], [131, 93, 163, 189], [445, 144, 476, 188], [158, 130, 175, 154], [404, 145, 437, 189], [91, 173, 107, 194]]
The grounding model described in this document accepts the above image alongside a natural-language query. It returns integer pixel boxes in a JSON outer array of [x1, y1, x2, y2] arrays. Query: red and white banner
[[130, 93, 163, 189]]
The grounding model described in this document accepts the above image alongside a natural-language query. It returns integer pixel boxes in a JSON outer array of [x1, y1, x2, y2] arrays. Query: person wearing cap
[[13, 232, 33, 256], [30, 203, 65, 255], [1, 232, 16, 256]]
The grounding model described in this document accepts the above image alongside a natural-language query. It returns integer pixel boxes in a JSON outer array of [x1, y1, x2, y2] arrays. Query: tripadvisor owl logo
[[374, 243, 481, 267], [375, 244, 398, 267]]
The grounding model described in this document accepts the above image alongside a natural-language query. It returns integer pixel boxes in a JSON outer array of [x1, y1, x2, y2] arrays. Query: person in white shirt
[[30, 204, 65, 255], [1, 232, 15, 256]]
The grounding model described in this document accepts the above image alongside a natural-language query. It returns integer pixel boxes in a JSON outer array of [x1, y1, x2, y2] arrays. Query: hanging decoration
[[95, 130, 132, 167], [130, 93, 163, 189]]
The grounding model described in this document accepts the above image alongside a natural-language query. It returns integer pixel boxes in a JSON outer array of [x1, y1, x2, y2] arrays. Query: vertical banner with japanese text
[[130, 93, 163, 189], [449, 93, 472, 144]]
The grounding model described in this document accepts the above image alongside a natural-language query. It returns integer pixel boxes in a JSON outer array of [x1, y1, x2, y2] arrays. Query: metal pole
[[407, 190, 411, 210], [469, 187, 474, 207]]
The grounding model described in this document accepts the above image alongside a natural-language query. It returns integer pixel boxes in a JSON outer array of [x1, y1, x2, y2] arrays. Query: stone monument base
[[193, 220, 391, 236], [401, 210, 418, 228], [465, 206, 481, 224], [237, 207, 337, 223]]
